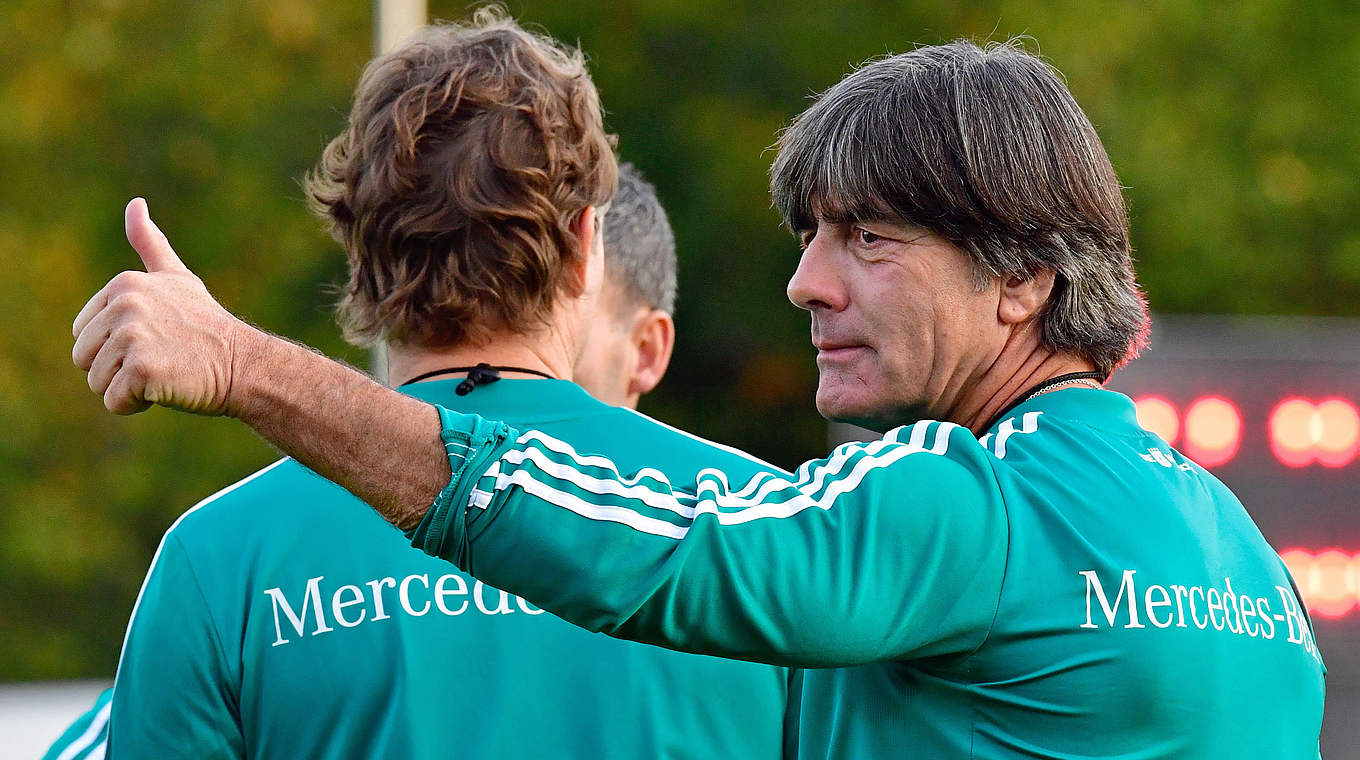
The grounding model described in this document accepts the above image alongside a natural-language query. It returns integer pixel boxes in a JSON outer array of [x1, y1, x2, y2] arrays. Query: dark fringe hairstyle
[[770, 39, 1149, 376]]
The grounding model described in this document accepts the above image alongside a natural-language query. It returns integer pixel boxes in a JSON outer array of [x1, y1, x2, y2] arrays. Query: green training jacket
[[414, 387, 1326, 758], [42, 687, 110, 760], [109, 379, 797, 759]]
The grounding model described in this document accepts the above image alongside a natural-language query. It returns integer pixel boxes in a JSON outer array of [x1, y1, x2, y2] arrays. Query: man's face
[[786, 216, 1003, 431]]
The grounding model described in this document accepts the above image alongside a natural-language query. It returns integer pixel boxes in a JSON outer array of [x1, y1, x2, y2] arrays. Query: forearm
[[229, 328, 447, 529]]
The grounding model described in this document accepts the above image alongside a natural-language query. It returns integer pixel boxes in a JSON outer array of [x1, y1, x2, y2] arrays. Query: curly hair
[[306, 9, 617, 348]]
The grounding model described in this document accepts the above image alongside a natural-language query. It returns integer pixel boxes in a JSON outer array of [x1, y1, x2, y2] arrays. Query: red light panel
[[1315, 399, 1360, 468], [1283, 548, 1360, 619], [1183, 396, 1242, 468], [1270, 398, 1320, 468], [1134, 396, 1179, 445], [1268, 397, 1360, 468]]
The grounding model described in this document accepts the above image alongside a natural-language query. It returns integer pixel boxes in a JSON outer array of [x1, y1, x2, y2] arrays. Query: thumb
[[125, 197, 188, 273]]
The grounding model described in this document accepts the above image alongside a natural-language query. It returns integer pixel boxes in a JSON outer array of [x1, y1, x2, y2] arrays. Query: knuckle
[[108, 270, 144, 294], [106, 326, 133, 353], [121, 353, 144, 377], [123, 356, 154, 387], [106, 292, 137, 318]]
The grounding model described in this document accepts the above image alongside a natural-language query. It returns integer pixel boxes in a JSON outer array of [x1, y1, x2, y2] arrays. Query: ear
[[564, 205, 602, 297], [998, 269, 1056, 326], [626, 309, 676, 397]]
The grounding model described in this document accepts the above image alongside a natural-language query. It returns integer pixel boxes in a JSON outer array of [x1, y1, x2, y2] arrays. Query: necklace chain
[[1021, 377, 1102, 404], [978, 370, 1105, 433]]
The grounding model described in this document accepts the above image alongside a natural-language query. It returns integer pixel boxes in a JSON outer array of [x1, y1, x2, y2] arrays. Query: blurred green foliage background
[[2, 0, 1358, 680]]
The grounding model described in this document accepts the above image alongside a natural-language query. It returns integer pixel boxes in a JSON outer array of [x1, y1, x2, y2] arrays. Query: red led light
[[1282, 548, 1360, 619], [1134, 396, 1179, 445], [1315, 399, 1360, 468], [1271, 398, 1319, 468], [1269, 397, 1360, 468], [1183, 396, 1242, 468]]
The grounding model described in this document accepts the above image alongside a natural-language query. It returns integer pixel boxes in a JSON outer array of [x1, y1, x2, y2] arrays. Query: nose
[[786, 232, 845, 312]]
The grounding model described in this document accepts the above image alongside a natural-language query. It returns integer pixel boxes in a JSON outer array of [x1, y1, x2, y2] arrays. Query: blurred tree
[[1, 0, 1357, 679], [0, 0, 371, 678]]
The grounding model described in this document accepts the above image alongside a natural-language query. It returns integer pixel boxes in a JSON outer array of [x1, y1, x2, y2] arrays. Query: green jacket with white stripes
[[107, 379, 797, 759], [43, 688, 111, 760], [414, 387, 1326, 758]]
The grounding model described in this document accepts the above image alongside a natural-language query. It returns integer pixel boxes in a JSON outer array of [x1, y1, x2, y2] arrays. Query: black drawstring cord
[[398, 363, 556, 395]]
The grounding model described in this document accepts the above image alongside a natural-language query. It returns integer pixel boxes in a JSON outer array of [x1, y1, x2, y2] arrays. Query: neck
[[949, 323, 1098, 435], [386, 328, 576, 388]]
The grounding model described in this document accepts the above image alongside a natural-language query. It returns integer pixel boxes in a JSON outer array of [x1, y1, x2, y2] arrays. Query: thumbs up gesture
[[72, 198, 250, 415]]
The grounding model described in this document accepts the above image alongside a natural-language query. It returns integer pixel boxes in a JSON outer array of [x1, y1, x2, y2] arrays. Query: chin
[[815, 388, 885, 432], [815, 383, 930, 433]]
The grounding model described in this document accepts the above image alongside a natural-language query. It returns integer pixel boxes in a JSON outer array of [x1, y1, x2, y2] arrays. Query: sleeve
[[410, 410, 1009, 667], [42, 688, 111, 760], [108, 532, 244, 760]]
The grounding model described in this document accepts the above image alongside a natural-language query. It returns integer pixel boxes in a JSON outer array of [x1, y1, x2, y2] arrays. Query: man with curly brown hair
[[81, 13, 796, 759]]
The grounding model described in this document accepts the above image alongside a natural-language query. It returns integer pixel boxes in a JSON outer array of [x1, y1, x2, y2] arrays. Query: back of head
[[306, 9, 617, 348], [603, 163, 677, 317], [770, 39, 1148, 376]]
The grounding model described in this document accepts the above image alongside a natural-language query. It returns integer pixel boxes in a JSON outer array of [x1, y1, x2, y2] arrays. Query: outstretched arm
[[72, 199, 447, 528], [74, 199, 1006, 668], [411, 412, 1008, 666]]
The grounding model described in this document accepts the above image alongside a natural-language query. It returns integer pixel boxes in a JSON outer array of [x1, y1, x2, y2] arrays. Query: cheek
[[862, 288, 930, 374], [955, 289, 1002, 344], [922, 275, 994, 345]]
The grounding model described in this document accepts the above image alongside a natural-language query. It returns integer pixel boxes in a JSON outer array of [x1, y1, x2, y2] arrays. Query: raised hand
[[72, 198, 248, 415]]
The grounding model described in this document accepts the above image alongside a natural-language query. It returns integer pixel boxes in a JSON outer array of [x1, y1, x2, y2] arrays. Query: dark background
[[1108, 316, 1360, 755]]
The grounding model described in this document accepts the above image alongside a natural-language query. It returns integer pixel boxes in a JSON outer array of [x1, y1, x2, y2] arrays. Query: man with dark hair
[[75, 39, 1325, 756], [67, 13, 797, 759], [575, 163, 677, 407]]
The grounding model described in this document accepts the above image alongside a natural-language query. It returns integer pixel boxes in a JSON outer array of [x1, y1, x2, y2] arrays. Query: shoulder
[[163, 458, 348, 544], [576, 406, 791, 475], [815, 422, 1008, 563], [974, 410, 1055, 461], [820, 420, 999, 488]]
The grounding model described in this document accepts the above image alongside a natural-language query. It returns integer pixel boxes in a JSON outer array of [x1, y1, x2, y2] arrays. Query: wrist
[[223, 320, 287, 421]]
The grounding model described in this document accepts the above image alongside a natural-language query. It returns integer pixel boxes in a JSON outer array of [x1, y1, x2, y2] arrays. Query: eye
[[856, 228, 882, 245]]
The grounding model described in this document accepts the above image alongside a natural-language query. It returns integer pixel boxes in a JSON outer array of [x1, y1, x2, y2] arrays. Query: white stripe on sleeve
[[487, 423, 959, 538], [53, 699, 112, 760]]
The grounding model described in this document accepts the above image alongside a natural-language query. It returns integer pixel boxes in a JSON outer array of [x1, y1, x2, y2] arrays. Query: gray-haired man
[[575, 163, 677, 408], [75, 39, 1324, 757]]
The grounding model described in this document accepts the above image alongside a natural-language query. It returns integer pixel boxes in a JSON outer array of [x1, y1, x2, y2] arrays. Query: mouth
[[813, 342, 868, 362]]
